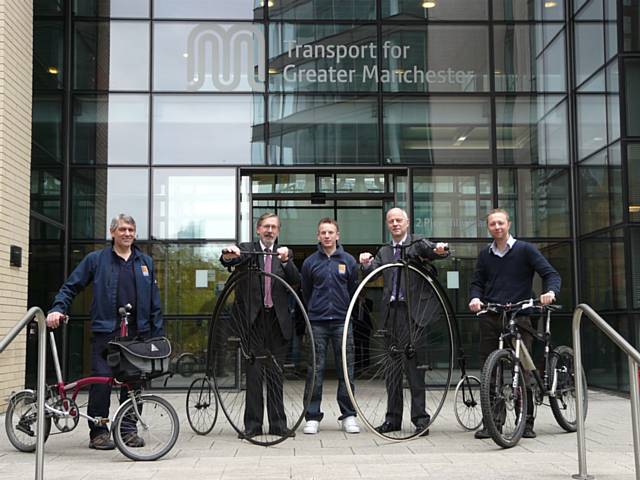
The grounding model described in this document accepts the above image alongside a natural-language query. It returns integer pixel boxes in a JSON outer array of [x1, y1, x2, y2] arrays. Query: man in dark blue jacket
[[46, 214, 163, 450], [469, 208, 561, 439], [301, 218, 360, 434]]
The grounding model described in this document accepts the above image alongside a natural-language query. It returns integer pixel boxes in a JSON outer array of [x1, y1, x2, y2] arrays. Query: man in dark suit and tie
[[220, 212, 300, 438], [359, 208, 448, 436]]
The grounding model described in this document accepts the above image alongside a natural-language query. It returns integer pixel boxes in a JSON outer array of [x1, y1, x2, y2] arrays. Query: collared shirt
[[391, 234, 408, 248], [490, 235, 517, 258]]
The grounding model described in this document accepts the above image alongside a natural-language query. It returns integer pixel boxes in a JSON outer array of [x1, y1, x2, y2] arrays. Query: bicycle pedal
[[96, 417, 110, 425]]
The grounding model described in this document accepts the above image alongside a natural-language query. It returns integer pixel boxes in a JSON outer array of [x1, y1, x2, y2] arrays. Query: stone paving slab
[[0, 389, 636, 479]]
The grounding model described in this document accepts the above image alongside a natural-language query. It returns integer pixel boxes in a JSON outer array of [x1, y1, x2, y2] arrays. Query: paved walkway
[[0, 387, 637, 480]]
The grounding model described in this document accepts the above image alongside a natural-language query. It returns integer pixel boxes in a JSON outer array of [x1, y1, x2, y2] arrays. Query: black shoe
[[375, 421, 401, 434], [269, 428, 294, 437], [238, 428, 262, 439], [523, 426, 537, 439], [415, 425, 429, 437], [474, 428, 491, 439]]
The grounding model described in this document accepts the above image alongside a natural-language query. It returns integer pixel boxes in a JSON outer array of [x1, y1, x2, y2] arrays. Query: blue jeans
[[304, 320, 356, 422]]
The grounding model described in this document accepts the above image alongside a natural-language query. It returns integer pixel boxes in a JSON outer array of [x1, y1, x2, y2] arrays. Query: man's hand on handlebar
[[539, 291, 556, 305], [468, 297, 483, 313], [433, 242, 449, 256], [221, 245, 241, 260], [359, 252, 373, 266], [46, 311, 67, 329]]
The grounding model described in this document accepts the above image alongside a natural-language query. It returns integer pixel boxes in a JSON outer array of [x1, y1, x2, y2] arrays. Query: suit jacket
[[362, 234, 442, 327], [220, 241, 300, 340]]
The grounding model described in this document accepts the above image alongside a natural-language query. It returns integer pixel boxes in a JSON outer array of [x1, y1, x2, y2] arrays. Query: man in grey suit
[[220, 212, 300, 438], [359, 208, 448, 435]]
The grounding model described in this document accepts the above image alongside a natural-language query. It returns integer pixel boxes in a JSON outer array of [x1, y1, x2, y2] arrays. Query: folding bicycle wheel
[[4, 390, 52, 452], [186, 376, 218, 435], [210, 270, 315, 446], [479, 349, 527, 448], [342, 263, 454, 441], [112, 393, 180, 461]]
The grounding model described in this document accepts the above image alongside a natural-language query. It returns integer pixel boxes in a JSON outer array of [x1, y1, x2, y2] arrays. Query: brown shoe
[[122, 432, 146, 447], [89, 432, 115, 450]]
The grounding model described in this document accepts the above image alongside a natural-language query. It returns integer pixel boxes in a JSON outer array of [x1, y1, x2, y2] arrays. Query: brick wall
[[0, 0, 33, 412]]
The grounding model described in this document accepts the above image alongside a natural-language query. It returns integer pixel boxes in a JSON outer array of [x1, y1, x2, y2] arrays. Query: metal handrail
[[0, 307, 48, 480], [572, 303, 640, 480]]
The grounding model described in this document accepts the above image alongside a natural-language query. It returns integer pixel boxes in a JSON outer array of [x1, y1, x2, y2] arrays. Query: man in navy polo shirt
[[469, 208, 561, 439], [46, 214, 163, 450], [301, 218, 360, 434]]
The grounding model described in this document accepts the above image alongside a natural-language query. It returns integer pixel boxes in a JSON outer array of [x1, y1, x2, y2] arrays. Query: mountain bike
[[478, 298, 588, 448], [5, 309, 179, 461], [186, 248, 315, 446]]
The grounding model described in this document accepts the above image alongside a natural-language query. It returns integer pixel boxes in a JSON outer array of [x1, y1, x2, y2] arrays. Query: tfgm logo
[[186, 24, 265, 92]]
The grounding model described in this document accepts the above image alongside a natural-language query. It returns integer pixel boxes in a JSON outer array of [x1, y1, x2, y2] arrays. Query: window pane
[[493, 0, 565, 20], [382, 0, 488, 20], [34, 21, 64, 90], [625, 59, 640, 136], [154, 22, 264, 92], [31, 168, 62, 222], [383, 97, 491, 164], [32, 95, 63, 165], [498, 168, 571, 237], [581, 231, 626, 310], [152, 243, 232, 315], [268, 95, 378, 165], [73, 0, 150, 17], [624, 0, 640, 51], [73, 95, 149, 165], [338, 207, 383, 244], [71, 168, 149, 239], [628, 144, 640, 222], [632, 229, 640, 309], [28, 221, 63, 314], [270, 0, 376, 20], [577, 95, 607, 160], [575, 23, 605, 86], [496, 96, 568, 165], [35, 0, 64, 15], [152, 168, 236, 239], [263, 207, 333, 244], [534, 242, 574, 310], [269, 24, 377, 93], [380, 25, 489, 93], [154, 0, 261, 19], [153, 95, 264, 165], [414, 170, 492, 238], [494, 25, 566, 92], [74, 21, 150, 91], [578, 149, 610, 233]]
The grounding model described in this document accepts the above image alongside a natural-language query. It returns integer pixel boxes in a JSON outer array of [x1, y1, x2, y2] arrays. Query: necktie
[[264, 248, 273, 307], [391, 244, 403, 301]]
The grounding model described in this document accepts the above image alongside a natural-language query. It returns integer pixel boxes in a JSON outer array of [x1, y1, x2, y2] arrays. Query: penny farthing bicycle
[[186, 248, 315, 446], [342, 239, 481, 441]]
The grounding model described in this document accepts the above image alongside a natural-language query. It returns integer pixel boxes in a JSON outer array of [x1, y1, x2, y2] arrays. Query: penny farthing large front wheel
[[210, 269, 315, 446], [342, 263, 454, 441]]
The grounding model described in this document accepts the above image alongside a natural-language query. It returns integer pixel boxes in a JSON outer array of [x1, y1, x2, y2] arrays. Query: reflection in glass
[[493, 0, 565, 21], [270, 0, 375, 20], [628, 144, 640, 223], [383, 97, 490, 164], [34, 21, 64, 90], [338, 208, 383, 244], [578, 149, 610, 233], [575, 23, 605, 86], [32, 95, 63, 165], [581, 231, 627, 310], [266, 207, 333, 244], [276, 174, 315, 193], [74, 21, 149, 91], [31, 168, 62, 222], [381, 25, 489, 93], [495, 96, 568, 165], [71, 168, 149, 239], [269, 24, 377, 93], [154, 22, 264, 92], [577, 95, 607, 160], [494, 25, 565, 92], [382, 0, 487, 20], [632, 229, 640, 309], [268, 95, 377, 165], [152, 243, 231, 315], [154, 0, 260, 20], [625, 59, 640, 136], [413, 170, 492, 238], [73, 95, 149, 165], [624, 1, 640, 51], [152, 168, 236, 239], [73, 0, 149, 17], [498, 168, 570, 237], [153, 95, 264, 165], [533, 242, 573, 310], [35, 0, 64, 15]]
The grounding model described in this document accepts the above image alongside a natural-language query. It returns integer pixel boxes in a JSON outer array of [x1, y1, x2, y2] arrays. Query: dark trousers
[[304, 320, 356, 422], [478, 312, 535, 426], [244, 308, 288, 433], [87, 329, 141, 438], [384, 302, 429, 427]]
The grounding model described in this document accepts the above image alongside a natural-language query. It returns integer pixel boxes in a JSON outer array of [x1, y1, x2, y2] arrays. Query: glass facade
[[28, 0, 638, 392]]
